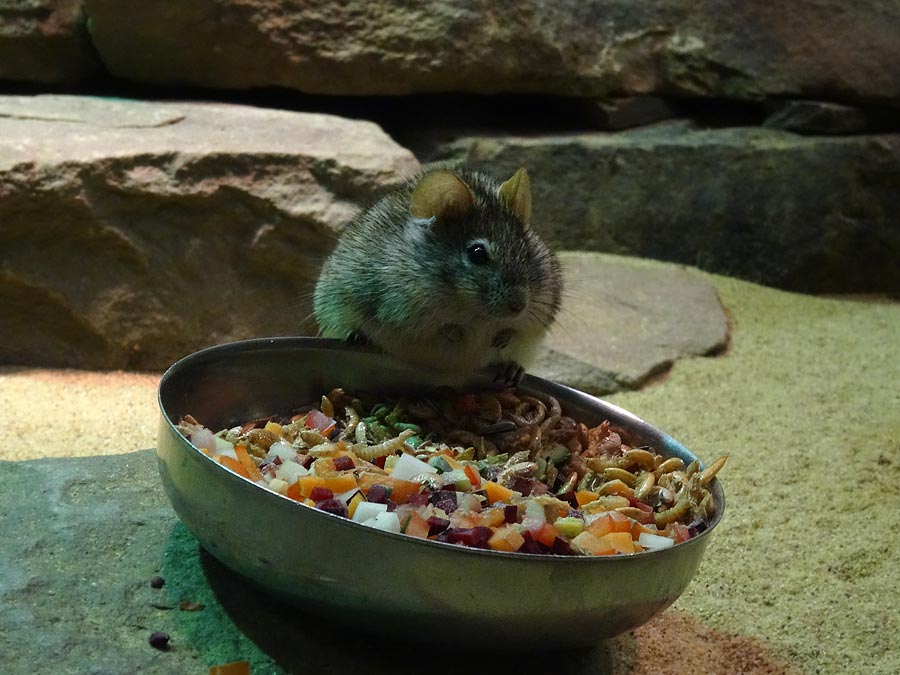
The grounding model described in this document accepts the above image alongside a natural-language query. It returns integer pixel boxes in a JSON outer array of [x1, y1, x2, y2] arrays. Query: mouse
[[312, 166, 563, 385]]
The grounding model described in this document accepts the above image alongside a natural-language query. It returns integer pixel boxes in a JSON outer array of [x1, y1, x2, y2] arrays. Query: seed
[[149, 576, 165, 589]]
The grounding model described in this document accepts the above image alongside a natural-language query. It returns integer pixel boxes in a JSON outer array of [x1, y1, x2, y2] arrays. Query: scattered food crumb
[[149, 575, 165, 589], [179, 600, 205, 612], [148, 631, 171, 651]]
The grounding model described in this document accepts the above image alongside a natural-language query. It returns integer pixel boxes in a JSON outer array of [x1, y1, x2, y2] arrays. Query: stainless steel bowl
[[157, 337, 724, 648]]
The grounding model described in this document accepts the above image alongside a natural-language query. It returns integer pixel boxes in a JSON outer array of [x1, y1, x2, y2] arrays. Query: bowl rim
[[158, 336, 726, 563]]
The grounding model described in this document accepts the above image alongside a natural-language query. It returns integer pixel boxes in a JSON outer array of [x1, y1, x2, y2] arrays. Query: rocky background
[[1, 0, 899, 374]]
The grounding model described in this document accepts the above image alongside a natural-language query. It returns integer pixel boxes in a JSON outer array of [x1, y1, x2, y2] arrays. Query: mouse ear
[[498, 167, 533, 225], [409, 171, 475, 221]]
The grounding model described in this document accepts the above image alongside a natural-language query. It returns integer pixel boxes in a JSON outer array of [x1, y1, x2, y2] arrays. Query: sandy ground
[[1, 271, 897, 675]]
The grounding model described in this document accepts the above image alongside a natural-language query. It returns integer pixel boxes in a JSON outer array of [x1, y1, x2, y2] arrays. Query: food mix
[[177, 388, 726, 556]]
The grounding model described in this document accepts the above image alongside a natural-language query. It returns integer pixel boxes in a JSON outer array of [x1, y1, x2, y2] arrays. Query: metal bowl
[[156, 337, 724, 649]]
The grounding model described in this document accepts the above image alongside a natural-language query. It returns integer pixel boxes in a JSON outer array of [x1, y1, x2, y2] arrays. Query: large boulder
[[80, 0, 900, 105], [434, 124, 900, 293], [0, 0, 99, 84], [0, 95, 420, 370]]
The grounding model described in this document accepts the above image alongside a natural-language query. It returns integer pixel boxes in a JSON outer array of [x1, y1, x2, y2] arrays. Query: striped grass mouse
[[313, 167, 563, 384]]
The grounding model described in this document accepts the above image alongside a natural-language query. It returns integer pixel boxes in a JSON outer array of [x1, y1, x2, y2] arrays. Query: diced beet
[[385, 499, 398, 512], [296, 454, 315, 469], [316, 498, 348, 518], [430, 490, 458, 514], [406, 492, 430, 507], [272, 455, 283, 466], [551, 537, 574, 556], [426, 516, 450, 535], [436, 527, 493, 549], [333, 455, 354, 471], [373, 456, 387, 469], [511, 477, 551, 496], [519, 531, 549, 555], [367, 484, 391, 504], [504, 504, 519, 524], [309, 486, 334, 503], [557, 490, 579, 509]]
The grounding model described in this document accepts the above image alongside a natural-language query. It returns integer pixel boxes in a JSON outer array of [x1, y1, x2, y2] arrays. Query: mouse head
[[407, 167, 557, 322]]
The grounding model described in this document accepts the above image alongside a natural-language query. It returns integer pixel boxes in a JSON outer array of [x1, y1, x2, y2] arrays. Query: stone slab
[[534, 252, 729, 394], [435, 125, 900, 293], [79, 0, 900, 105], [0, 94, 419, 370]]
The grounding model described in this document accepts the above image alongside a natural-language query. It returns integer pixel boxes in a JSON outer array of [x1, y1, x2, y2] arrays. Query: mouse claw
[[491, 361, 525, 389]]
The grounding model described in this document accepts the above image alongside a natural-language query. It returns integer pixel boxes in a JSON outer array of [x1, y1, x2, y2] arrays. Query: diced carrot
[[401, 511, 431, 539], [536, 523, 560, 548], [575, 490, 599, 507], [234, 445, 263, 481], [631, 520, 659, 539], [483, 480, 514, 503], [322, 474, 358, 494], [587, 511, 632, 538], [285, 481, 303, 501], [488, 525, 525, 552], [209, 661, 250, 675], [356, 473, 422, 505], [463, 464, 481, 489], [297, 475, 327, 497], [571, 531, 615, 556], [478, 506, 507, 528], [603, 531, 636, 554], [218, 455, 250, 479]]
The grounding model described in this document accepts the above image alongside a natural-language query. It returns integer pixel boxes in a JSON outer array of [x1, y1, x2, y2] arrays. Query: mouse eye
[[466, 242, 490, 266]]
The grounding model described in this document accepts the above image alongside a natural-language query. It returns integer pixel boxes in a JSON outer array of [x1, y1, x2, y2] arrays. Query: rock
[[593, 97, 678, 131], [80, 0, 900, 105], [0, 95, 420, 370], [533, 253, 729, 394], [763, 100, 870, 135], [0, 0, 100, 84], [435, 125, 900, 293]]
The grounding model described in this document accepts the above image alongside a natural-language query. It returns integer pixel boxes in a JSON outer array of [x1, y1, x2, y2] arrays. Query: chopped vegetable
[[179, 386, 725, 557]]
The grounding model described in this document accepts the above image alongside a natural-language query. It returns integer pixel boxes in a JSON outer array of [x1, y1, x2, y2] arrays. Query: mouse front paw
[[490, 361, 526, 389]]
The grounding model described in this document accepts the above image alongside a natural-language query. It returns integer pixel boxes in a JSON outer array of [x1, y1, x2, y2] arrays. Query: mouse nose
[[507, 289, 526, 314]]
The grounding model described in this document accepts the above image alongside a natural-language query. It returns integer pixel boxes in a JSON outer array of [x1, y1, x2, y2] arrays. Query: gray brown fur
[[313, 167, 563, 380]]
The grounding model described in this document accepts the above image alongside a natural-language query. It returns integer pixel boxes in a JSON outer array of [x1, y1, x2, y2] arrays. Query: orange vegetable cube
[[284, 481, 303, 502], [478, 506, 507, 528], [322, 474, 358, 494], [356, 473, 422, 505], [575, 490, 600, 507], [401, 512, 431, 539], [483, 480, 514, 503], [296, 475, 327, 497], [602, 531, 636, 554], [218, 455, 250, 479], [234, 445, 263, 481], [536, 523, 560, 548], [570, 531, 615, 556], [488, 525, 525, 552]]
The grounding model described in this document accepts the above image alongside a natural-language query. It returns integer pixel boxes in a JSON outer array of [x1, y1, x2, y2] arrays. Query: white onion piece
[[638, 532, 675, 550]]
